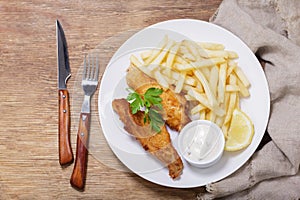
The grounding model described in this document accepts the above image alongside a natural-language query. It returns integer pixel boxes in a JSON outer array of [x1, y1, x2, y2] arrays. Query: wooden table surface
[[0, 1, 222, 199]]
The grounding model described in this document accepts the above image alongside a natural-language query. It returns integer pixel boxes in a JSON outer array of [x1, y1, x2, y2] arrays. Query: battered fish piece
[[112, 99, 183, 179], [126, 65, 191, 131]]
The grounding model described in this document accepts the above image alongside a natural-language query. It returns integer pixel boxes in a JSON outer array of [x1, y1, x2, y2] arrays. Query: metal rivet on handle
[[80, 132, 84, 137], [63, 109, 67, 113]]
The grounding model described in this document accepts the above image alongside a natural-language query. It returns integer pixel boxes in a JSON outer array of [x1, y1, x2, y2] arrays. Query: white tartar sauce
[[181, 123, 222, 161]]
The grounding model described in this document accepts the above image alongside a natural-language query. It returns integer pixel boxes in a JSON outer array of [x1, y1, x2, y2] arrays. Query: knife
[[56, 20, 74, 166]]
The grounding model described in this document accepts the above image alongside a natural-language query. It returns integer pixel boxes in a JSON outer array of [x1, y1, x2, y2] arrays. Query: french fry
[[223, 92, 237, 125], [224, 92, 230, 113], [194, 69, 217, 107], [184, 94, 196, 101], [144, 35, 168, 65], [206, 110, 216, 122], [209, 66, 219, 98], [226, 51, 239, 59], [236, 93, 240, 108], [212, 105, 226, 117], [195, 82, 204, 93], [175, 58, 225, 71], [223, 75, 237, 125], [174, 72, 186, 93], [162, 68, 179, 79], [174, 62, 195, 71], [229, 71, 237, 85], [197, 42, 225, 50], [193, 58, 226, 69], [163, 73, 176, 85], [184, 75, 197, 86], [141, 50, 152, 61], [161, 67, 172, 78], [209, 111, 217, 123], [237, 77, 250, 97], [226, 85, 240, 92], [190, 113, 201, 121], [183, 84, 196, 93], [222, 123, 229, 139], [201, 67, 211, 81], [215, 116, 225, 127], [188, 87, 225, 117], [217, 63, 227, 103], [191, 104, 206, 115], [199, 110, 206, 120], [166, 43, 180, 69], [187, 88, 211, 109], [174, 55, 186, 64], [205, 50, 228, 58], [179, 44, 196, 61], [130, 54, 142, 66], [206, 110, 212, 121], [226, 60, 237, 78], [154, 70, 169, 89], [234, 67, 251, 87], [197, 47, 210, 58], [147, 40, 174, 71], [130, 55, 152, 77], [161, 69, 196, 88], [182, 40, 201, 59]]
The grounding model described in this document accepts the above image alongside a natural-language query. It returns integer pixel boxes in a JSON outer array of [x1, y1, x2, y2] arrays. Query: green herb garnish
[[126, 87, 164, 133], [148, 108, 164, 133]]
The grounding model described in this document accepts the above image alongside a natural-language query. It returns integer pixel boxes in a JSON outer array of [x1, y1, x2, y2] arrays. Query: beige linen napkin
[[197, 0, 300, 199]]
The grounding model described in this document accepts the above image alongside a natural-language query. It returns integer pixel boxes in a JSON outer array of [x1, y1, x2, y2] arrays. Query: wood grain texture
[[70, 113, 90, 191], [58, 89, 73, 166], [0, 0, 221, 199]]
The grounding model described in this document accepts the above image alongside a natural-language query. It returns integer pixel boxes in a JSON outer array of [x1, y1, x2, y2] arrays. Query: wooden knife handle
[[58, 89, 74, 166], [70, 113, 90, 191]]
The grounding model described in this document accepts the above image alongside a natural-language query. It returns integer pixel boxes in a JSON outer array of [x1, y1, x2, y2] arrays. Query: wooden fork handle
[[58, 89, 74, 166], [70, 113, 90, 191]]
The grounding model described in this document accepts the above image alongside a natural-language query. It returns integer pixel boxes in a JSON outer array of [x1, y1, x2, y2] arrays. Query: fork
[[70, 53, 99, 191]]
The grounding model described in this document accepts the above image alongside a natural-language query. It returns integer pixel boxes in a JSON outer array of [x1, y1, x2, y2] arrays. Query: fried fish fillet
[[112, 98, 183, 179], [126, 65, 191, 132]]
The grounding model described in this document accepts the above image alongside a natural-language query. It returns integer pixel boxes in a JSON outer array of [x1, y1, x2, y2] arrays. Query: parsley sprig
[[126, 87, 164, 133]]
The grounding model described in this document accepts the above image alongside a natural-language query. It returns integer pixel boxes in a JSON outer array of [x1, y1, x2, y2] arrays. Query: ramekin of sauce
[[178, 120, 225, 168]]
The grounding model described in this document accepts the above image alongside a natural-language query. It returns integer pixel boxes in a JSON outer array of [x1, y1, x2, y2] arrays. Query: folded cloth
[[197, 0, 300, 199]]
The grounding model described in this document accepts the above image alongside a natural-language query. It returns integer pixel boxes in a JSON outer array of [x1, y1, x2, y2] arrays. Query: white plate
[[98, 19, 270, 188]]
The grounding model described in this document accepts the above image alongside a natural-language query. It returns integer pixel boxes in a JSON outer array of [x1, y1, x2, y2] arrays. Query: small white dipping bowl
[[178, 120, 225, 168]]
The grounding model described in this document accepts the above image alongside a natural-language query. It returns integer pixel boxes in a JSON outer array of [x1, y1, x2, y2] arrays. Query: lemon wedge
[[225, 109, 254, 151]]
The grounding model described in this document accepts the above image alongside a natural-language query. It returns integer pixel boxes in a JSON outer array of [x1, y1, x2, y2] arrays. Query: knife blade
[[56, 20, 74, 166]]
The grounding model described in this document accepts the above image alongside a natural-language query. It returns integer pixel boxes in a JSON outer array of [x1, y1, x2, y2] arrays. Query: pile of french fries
[[129, 35, 251, 138]]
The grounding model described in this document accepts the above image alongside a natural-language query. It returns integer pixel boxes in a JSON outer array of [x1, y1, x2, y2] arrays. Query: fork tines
[[83, 53, 99, 81]]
